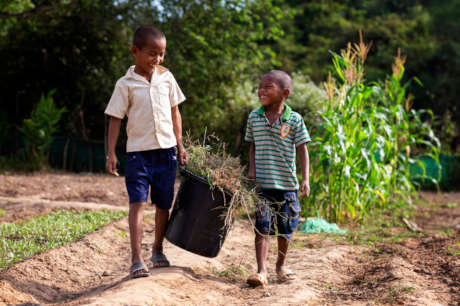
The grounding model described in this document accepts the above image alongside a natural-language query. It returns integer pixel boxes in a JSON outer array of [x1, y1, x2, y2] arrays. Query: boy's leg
[[128, 201, 149, 278], [129, 202, 147, 263], [255, 232, 269, 275], [153, 207, 169, 255], [150, 147, 177, 267], [276, 236, 289, 273], [274, 190, 300, 281], [247, 231, 269, 286], [248, 190, 273, 286], [276, 235, 295, 281], [125, 151, 151, 277]]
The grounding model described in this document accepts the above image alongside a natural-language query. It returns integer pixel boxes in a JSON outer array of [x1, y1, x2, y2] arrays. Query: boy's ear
[[283, 88, 291, 98], [131, 46, 138, 57]]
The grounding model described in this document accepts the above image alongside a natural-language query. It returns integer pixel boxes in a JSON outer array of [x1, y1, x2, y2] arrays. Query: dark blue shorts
[[125, 148, 178, 209], [255, 189, 301, 239]]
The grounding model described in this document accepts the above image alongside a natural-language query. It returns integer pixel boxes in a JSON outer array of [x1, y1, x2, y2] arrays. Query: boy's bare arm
[[171, 105, 187, 165], [106, 116, 121, 175], [296, 143, 310, 197], [248, 142, 256, 180]]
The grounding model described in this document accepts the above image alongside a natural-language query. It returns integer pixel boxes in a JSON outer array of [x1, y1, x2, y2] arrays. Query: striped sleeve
[[244, 113, 255, 142], [294, 115, 311, 146]]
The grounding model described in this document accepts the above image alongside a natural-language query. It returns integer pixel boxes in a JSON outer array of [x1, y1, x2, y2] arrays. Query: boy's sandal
[[151, 252, 170, 268], [247, 273, 268, 287], [130, 261, 149, 278], [277, 268, 296, 282]]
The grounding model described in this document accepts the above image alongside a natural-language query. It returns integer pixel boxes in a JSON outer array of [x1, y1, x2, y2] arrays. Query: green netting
[[300, 217, 348, 234], [410, 154, 460, 191], [2, 135, 459, 191], [48, 137, 126, 173]]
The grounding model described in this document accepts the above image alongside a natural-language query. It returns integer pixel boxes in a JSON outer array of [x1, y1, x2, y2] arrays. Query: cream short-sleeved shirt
[[105, 65, 186, 152]]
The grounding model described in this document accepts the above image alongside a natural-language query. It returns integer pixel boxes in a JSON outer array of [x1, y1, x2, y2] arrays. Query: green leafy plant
[[19, 90, 66, 170], [288, 72, 327, 125], [303, 33, 440, 223], [0, 209, 126, 270]]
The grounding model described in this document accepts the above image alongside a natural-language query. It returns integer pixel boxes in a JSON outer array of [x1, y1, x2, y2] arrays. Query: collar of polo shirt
[[257, 104, 292, 122]]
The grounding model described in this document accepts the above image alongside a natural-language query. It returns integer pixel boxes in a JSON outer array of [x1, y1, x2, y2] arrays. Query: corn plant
[[303, 34, 440, 223]]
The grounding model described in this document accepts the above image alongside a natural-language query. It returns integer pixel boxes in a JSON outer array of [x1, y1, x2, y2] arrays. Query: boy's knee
[[129, 201, 147, 211], [255, 232, 269, 240], [156, 206, 170, 213]]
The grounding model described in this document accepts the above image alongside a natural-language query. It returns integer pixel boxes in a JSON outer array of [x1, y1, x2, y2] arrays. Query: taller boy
[[105, 26, 187, 278], [245, 70, 310, 286]]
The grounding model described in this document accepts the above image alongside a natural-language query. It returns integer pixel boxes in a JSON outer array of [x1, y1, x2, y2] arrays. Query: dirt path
[[0, 215, 363, 305], [0, 173, 459, 305]]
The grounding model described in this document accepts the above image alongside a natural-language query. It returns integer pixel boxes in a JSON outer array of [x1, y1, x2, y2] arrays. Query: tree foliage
[[0, 0, 134, 142], [275, 0, 459, 152], [133, 0, 290, 148], [0, 0, 458, 156]]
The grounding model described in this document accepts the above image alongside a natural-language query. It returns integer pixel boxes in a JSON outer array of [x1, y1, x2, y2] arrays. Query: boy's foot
[[151, 252, 170, 268], [247, 273, 268, 287], [277, 267, 296, 282], [130, 261, 150, 278]]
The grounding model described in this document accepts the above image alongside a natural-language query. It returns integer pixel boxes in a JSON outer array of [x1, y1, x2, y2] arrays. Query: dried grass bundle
[[183, 134, 258, 227]]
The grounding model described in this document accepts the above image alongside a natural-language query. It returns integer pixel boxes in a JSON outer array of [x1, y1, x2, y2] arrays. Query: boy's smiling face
[[258, 76, 289, 107], [132, 35, 166, 79]]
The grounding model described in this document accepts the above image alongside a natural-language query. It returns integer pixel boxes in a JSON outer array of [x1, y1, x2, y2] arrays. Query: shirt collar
[[125, 66, 162, 84], [257, 104, 292, 122], [125, 66, 149, 83]]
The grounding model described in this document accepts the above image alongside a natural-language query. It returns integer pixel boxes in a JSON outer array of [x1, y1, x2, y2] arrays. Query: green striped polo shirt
[[245, 104, 311, 190]]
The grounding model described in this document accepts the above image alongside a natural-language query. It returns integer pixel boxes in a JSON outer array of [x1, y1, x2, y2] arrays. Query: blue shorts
[[255, 189, 301, 239], [125, 148, 178, 209]]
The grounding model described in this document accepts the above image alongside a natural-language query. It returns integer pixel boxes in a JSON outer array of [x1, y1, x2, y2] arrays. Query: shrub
[[19, 90, 66, 170], [288, 72, 327, 125]]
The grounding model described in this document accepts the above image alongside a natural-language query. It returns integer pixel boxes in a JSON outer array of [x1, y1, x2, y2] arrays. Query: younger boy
[[105, 26, 187, 278], [245, 70, 310, 286]]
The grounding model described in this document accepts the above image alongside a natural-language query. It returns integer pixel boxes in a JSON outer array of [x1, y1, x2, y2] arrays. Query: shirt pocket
[[158, 84, 170, 106]]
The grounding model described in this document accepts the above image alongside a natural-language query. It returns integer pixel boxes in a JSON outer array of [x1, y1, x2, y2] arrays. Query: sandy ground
[[0, 173, 459, 305], [0, 172, 129, 206]]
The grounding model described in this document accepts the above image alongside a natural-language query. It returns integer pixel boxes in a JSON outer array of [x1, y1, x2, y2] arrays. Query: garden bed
[[0, 173, 458, 305]]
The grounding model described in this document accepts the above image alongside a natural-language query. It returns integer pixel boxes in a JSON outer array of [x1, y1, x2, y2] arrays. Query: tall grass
[[303, 33, 440, 223]]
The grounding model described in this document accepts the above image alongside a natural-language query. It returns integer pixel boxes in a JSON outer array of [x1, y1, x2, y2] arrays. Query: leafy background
[[0, 0, 458, 157]]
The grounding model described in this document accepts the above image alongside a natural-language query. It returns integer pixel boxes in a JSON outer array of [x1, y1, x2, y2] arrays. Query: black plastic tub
[[165, 168, 233, 258]]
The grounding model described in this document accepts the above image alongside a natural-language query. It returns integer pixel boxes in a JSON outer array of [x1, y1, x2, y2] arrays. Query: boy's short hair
[[133, 25, 165, 49], [263, 70, 292, 89]]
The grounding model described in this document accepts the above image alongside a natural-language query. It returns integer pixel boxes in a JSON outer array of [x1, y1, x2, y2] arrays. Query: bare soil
[[0, 172, 128, 206], [0, 173, 459, 305]]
